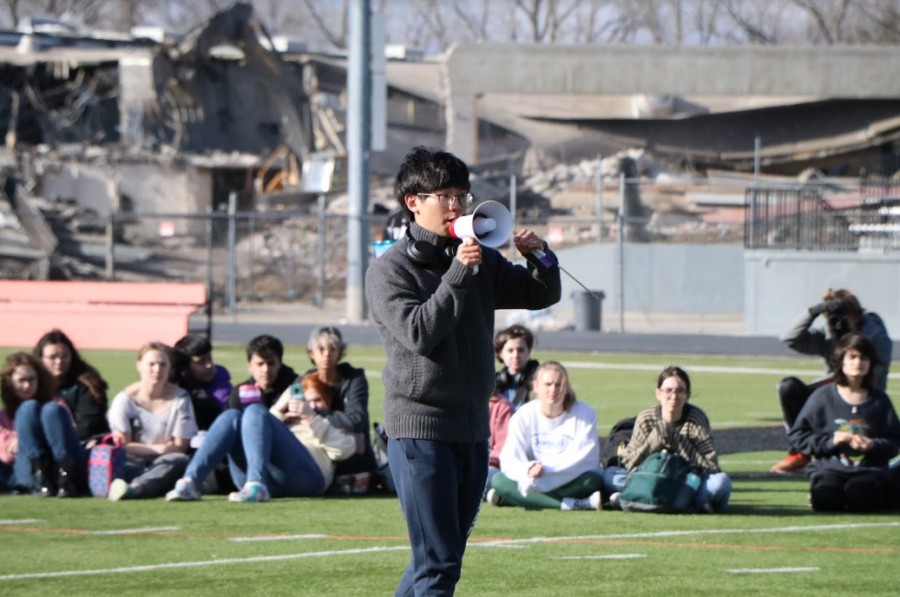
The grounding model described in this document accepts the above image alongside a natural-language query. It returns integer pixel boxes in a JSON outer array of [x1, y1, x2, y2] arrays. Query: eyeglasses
[[659, 388, 688, 398], [417, 192, 474, 209]]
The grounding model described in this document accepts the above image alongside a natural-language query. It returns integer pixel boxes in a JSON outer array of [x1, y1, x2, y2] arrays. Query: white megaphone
[[449, 200, 513, 274]]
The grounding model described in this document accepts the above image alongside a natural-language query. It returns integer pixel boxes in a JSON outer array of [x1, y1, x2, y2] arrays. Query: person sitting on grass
[[166, 334, 298, 502], [166, 370, 355, 503], [302, 326, 376, 485], [603, 366, 731, 513], [487, 361, 604, 511], [789, 333, 900, 513], [485, 324, 538, 498], [34, 329, 109, 447], [106, 342, 198, 502], [172, 333, 233, 432], [0, 352, 85, 497]]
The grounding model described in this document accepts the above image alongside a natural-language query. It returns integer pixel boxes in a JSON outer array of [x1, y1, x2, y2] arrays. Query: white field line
[[719, 460, 782, 465], [0, 546, 410, 582], [229, 534, 329, 542], [89, 526, 180, 535], [725, 567, 820, 574], [475, 521, 900, 548], [555, 554, 647, 560], [0, 519, 43, 525]]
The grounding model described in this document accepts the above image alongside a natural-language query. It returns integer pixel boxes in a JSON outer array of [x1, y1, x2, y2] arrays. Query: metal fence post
[[205, 207, 214, 338], [226, 192, 237, 317], [595, 153, 603, 243], [617, 173, 625, 334], [316, 194, 326, 307], [508, 167, 517, 261], [105, 211, 115, 281]]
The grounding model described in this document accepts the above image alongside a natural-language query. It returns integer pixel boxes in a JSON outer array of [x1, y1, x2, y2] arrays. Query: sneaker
[[107, 479, 135, 502], [607, 491, 622, 510], [486, 488, 516, 507], [771, 453, 811, 474], [562, 491, 602, 511], [165, 478, 202, 502], [228, 481, 270, 503]]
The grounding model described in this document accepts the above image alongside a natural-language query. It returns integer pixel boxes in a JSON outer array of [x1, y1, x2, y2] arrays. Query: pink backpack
[[87, 434, 126, 497]]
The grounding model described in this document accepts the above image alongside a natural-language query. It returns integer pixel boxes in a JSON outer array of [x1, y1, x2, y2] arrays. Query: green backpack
[[619, 449, 693, 513]]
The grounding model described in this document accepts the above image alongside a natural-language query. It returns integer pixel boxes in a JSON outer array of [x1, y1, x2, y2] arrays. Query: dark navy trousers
[[389, 437, 488, 597]]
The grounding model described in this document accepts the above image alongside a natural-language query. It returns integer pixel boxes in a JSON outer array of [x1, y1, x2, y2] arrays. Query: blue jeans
[[390, 438, 488, 597], [184, 404, 325, 498], [14, 400, 86, 488], [603, 466, 732, 513]]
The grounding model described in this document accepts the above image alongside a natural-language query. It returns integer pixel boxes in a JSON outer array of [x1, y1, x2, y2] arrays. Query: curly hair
[[1, 352, 57, 418]]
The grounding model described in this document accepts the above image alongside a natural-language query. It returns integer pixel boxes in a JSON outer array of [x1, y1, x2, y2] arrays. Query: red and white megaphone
[[449, 200, 513, 274]]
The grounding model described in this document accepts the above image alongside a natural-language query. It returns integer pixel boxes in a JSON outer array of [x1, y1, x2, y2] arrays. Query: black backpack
[[601, 416, 636, 469]]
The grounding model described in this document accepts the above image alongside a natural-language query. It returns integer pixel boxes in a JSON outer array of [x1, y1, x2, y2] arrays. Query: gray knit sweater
[[365, 222, 561, 443]]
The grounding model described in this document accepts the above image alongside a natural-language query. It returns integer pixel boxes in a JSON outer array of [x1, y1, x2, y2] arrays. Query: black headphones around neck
[[405, 227, 455, 267]]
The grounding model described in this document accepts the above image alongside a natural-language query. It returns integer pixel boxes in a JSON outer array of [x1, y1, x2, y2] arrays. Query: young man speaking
[[366, 146, 561, 596]]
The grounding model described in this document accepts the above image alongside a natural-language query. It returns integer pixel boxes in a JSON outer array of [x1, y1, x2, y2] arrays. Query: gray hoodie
[[365, 222, 561, 444]]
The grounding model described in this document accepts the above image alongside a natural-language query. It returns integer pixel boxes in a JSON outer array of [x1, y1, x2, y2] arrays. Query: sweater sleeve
[[305, 415, 356, 462], [0, 410, 16, 464], [780, 309, 831, 359], [365, 251, 473, 356], [866, 391, 900, 463], [622, 408, 674, 470], [789, 387, 837, 457], [492, 246, 562, 311], [498, 408, 536, 482], [673, 409, 720, 474]]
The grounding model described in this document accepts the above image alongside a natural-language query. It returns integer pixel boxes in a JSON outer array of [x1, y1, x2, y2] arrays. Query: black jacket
[[494, 359, 540, 410], [59, 380, 109, 442], [228, 365, 298, 411]]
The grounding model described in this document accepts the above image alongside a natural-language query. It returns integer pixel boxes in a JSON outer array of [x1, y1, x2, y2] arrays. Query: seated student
[[485, 325, 538, 496], [494, 325, 540, 410], [166, 370, 355, 503], [0, 352, 85, 497], [166, 334, 300, 502], [772, 289, 891, 473], [790, 333, 900, 513], [34, 329, 109, 447], [172, 334, 233, 431], [487, 361, 604, 511], [603, 366, 731, 513], [106, 342, 198, 502], [302, 326, 376, 482]]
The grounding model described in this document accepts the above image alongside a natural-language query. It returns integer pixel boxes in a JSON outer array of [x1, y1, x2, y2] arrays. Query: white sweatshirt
[[499, 399, 601, 496]]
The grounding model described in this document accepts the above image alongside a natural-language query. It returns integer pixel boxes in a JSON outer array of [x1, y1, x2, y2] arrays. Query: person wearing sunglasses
[[365, 145, 561, 596]]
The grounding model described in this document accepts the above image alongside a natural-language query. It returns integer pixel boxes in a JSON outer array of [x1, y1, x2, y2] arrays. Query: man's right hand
[[809, 299, 843, 317], [455, 237, 482, 269]]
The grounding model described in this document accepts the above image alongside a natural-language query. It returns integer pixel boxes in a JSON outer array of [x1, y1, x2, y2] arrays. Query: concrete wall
[[441, 45, 900, 162], [744, 250, 900, 337], [554, 243, 745, 315]]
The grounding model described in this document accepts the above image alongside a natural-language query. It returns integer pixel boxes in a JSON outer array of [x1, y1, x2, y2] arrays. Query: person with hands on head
[[603, 366, 731, 513], [772, 289, 892, 474], [303, 326, 376, 481], [172, 334, 232, 431], [34, 329, 109, 448], [488, 361, 603, 511], [0, 352, 86, 497], [105, 342, 197, 502], [365, 146, 561, 597], [789, 333, 900, 512]]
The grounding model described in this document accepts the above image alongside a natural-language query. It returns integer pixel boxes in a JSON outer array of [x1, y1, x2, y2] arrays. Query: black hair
[[395, 146, 471, 222], [33, 328, 107, 403], [493, 325, 535, 362], [174, 334, 212, 358], [246, 334, 284, 362]]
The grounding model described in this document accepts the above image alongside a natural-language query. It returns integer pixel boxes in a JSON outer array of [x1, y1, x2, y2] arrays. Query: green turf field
[[1, 345, 898, 596]]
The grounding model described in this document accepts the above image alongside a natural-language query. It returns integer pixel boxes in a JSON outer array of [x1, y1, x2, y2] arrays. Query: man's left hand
[[513, 229, 544, 257]]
